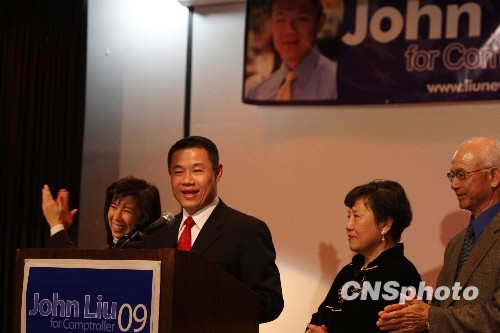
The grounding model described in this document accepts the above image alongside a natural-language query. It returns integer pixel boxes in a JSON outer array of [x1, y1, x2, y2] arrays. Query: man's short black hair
[[270, 0, 324, 19], [167, 136, 219, 172]]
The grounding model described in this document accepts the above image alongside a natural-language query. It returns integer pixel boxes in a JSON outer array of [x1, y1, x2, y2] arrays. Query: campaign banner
[[242, 0, 500, 105], [21, 259, 161, 333]]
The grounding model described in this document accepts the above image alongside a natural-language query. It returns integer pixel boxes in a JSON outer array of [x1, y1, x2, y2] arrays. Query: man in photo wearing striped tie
[[246, 0, 338, 102]]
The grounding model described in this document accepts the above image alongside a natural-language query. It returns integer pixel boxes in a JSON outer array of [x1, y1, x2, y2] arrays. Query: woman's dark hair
[[344, 180, 412, 242], [104, 176, 161, 246]]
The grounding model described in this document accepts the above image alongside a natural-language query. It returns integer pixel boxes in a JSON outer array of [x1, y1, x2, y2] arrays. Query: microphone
[[114, 212, 175, 249], [142, 212, 175, 235]]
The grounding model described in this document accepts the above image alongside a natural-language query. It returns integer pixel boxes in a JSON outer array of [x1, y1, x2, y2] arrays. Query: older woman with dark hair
[[42, 176, 161, 248], [307, 180, 421, 333]]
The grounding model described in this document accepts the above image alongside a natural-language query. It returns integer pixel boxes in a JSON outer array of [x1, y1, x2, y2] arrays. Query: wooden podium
[[14, 248, 259, 333]]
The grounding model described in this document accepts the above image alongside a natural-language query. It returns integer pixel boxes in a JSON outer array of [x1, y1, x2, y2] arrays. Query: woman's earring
[[381, 231, 385, 241]]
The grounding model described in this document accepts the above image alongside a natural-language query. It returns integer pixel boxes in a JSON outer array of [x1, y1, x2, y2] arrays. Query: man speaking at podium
[[137, 136, 284, 324]]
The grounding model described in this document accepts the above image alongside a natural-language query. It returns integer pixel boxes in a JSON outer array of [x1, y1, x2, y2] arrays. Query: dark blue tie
[[457, 223, 476, 274]]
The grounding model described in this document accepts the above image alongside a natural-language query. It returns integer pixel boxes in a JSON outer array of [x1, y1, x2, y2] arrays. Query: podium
[[14, 248, 259, 333]]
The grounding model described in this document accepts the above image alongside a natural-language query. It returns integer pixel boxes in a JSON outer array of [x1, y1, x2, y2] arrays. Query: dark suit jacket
[[46, 229, 115, 248], [138, 199, 284, 323], [46, 229, 77, 248], [429, 211, 500, 332]]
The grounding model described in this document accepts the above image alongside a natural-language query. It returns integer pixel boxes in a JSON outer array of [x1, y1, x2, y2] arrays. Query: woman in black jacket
[[307, 180, 422, 333]]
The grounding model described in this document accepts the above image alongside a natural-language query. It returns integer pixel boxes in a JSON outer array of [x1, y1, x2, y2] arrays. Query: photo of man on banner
[[243, 0, 500, 106], [244, 0, 342, 104]]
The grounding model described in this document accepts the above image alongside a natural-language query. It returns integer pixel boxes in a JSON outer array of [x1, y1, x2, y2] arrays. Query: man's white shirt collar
[[179, 196, 219, 239]]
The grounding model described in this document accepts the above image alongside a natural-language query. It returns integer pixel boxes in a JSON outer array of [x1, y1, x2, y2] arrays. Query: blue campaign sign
[[21, 259, 161, 333], [337, 0, 500, 104], [243, 0, 500, 105]]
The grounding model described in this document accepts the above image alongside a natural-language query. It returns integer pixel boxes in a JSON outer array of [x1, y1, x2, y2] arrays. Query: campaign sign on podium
[[21, 259, 161, 333]]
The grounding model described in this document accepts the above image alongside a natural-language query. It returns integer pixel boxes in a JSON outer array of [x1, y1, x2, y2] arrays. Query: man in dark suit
[[377, 136, 500, 332], [138, 136, 284, 324]]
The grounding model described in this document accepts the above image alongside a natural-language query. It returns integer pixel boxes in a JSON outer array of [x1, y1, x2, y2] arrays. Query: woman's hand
[[42, 184, 78, 229]]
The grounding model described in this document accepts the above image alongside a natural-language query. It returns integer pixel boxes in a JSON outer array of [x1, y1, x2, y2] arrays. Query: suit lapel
[[440, 213, 500, 308], [191, 200, 227, 254], [455, 214, 500, 286], [437, 229, 464, 308], [446, 234, 462, 283], [165, 214, 182, 248]]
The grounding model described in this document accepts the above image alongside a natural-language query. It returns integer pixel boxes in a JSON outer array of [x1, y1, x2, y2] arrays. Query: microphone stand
[[113, 212, 175, 249], [113, 225, 144, 249]]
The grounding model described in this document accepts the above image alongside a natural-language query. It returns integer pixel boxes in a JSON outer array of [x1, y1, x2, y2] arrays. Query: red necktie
[[177, 217, 195, 251]]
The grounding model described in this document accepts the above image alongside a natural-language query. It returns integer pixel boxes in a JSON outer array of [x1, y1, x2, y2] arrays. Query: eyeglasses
[[446, 168, 490, 182]]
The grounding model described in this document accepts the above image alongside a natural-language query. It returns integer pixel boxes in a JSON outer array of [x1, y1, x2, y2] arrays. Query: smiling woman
[[107, 195, 142, 240], [103, 177, 162, 246], [42, 176, 162, 248], [306, 180, 421, 333]]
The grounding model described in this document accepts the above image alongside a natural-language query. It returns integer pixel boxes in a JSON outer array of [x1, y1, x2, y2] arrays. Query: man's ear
[[490, 167, 499, 188], [215, 164, 223, 182]]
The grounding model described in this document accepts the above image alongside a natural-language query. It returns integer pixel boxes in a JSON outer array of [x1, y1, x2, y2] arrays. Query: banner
[[242, 0, 500, 105], [21, 259, 161, 333]]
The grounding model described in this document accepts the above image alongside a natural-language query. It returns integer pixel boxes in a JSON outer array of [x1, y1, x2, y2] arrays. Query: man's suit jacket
[[47, 229, 115, 248], [429, 211, 500, 332], [139, 199, 284, 324], [46, 229, 77, 248]]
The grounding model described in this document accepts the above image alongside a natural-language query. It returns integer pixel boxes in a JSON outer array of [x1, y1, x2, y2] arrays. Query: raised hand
[[42, 184, 78, 229]]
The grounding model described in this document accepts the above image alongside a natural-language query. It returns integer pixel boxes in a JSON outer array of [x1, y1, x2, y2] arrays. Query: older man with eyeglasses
[[377, 136, 500, 333]]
